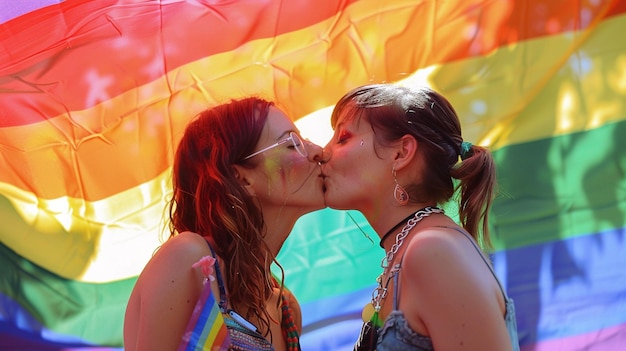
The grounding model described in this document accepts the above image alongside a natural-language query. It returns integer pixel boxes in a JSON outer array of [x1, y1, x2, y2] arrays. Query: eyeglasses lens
[[290, 132, 308, 157]]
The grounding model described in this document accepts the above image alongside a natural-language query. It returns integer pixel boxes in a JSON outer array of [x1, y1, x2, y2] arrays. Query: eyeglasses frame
[[243, 131, 308, 160]]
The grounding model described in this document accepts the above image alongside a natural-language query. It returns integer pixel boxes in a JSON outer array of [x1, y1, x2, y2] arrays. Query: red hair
[[168, 97, 278, 333]]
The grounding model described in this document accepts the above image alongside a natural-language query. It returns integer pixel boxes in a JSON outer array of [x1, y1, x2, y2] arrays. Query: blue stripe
[[0, 293, 107, 349], [186, 285, 220, 349], [496, 226, 626, 345], [299, 227, 626, 350]]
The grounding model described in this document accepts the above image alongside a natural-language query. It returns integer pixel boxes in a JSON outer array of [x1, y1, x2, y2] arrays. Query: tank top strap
[[434, 226, 508, 301], [438, 228, 521, 350], [390, 265, 401, 310], [203, 237, 228, 311], [391, 226, 509, 311]]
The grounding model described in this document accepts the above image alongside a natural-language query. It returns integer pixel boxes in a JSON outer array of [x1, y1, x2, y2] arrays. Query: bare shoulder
[[400, 226, 482, 298], [399, 226, 512, 350], [402, 227, 465, 272], [125, 231, 215, 350], [136, 231, 212, 291], [158, 231, 210, 257]]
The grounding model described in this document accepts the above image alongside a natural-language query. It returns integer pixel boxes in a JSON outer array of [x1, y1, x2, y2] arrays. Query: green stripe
[[277, 208, 384, 303], [433, 13, 626, 150], [283, 121, 626, 303], [490, 119, 626, 250], [0, 241, 133, 346]]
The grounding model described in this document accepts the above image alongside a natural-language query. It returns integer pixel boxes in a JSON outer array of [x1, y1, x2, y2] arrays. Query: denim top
[[375, 227, 520, 351]]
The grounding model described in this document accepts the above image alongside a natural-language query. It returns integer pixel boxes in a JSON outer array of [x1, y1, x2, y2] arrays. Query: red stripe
[[1, 0, 624, 128], [213, 325, 230, 348], [0, 0, 356, 127]]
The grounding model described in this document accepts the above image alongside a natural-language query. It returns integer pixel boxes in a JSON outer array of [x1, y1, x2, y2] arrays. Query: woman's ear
[[232, 164, 256, 197], [393, 134, 418, 171]]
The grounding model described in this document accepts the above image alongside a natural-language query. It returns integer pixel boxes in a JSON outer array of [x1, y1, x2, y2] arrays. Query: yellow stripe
[[0, 169, 171, 282], [299, 13, 626, 148], [418, 13, 626, 149], [203, 314, 223, 348]]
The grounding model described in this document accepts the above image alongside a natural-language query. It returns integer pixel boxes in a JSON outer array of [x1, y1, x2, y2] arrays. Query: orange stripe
[[212, 322, 229, 347], [1, 0, 624, 127]]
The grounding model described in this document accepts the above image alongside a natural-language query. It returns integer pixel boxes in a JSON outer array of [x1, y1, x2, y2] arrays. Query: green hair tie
[[460, 141, 473, 160]]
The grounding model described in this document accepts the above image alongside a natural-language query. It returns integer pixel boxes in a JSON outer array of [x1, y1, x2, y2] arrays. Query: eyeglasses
[[243, 132, 308, 160]]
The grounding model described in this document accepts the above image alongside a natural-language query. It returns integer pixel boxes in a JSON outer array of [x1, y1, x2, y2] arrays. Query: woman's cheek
[[263, 157, 281, 173]]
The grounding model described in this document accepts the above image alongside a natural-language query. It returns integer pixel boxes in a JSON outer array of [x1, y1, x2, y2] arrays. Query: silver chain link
[[371, 206, 444, 310]]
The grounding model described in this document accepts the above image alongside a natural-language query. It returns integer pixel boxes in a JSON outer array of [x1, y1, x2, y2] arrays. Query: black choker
[[379, 207, 439, 248]]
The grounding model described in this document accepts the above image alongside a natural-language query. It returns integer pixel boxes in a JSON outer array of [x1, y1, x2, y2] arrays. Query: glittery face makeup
[[250, 107, 325, 211], [321, 113, 393, 213]]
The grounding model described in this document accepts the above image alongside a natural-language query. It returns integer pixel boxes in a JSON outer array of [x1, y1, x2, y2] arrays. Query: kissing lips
[[319, 171, 328, 193]]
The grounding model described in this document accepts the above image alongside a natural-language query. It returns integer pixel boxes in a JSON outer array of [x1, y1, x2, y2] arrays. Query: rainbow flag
[[178, 283, 230, 351], [1, 1, 625, 350]]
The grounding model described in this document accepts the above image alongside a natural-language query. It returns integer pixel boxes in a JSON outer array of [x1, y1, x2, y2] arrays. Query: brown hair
[[331, 84, 497, 249], [168, 97, 279, 333]]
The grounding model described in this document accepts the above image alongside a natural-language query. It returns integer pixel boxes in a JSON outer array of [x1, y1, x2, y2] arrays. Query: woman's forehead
[[335, 108, 369, 131], [263, 107, 297, 138]]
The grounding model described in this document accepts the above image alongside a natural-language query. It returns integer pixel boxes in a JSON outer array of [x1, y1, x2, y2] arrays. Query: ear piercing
[[392, 166, 409, 205]]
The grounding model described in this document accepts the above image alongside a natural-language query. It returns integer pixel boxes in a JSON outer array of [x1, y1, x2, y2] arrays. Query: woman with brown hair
[[321, 84, 519, 351]]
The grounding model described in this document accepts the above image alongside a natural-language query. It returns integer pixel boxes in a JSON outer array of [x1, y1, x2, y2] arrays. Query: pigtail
[[450, 144, 497, 250]]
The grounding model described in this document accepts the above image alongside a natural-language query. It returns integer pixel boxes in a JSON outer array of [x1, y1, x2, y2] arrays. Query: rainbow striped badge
[[177, 282, 231, 351]]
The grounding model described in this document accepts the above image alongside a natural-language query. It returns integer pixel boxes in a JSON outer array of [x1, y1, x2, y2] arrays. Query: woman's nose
[[306, 140, 324, 163], [315, 147, 331, 165]]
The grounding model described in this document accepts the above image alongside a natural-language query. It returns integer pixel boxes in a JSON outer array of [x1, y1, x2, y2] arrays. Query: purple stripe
[[0, 0, 62, 24], [521, 322, 626, 351], [493, 227, 626, 345], [0, 293, 106, 348], [179, 282, 222, 351]]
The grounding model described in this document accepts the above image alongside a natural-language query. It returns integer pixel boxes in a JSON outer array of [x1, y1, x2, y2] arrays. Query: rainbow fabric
[[178, 282, 230, 351], [1, 1, 625, 350]]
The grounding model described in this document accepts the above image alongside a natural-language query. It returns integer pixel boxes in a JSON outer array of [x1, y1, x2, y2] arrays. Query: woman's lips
[[319, 173, 327, 192]]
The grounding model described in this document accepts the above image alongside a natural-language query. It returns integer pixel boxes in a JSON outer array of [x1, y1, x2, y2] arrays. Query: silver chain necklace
[[362, 206, 444, 324]]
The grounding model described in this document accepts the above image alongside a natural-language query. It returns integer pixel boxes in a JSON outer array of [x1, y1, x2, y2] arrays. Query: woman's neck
[[262, 207, 301, 257], [366, 204, 437, 248]]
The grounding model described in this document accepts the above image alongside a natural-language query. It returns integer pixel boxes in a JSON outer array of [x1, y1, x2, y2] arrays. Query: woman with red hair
[[124, 97, 325, 351]]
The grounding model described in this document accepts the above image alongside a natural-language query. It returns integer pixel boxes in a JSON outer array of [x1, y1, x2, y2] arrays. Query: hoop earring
[[393, 167, 409, 205]]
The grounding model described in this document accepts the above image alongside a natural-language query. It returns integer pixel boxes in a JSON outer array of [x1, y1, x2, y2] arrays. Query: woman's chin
[[322, 196, 346, 211]]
